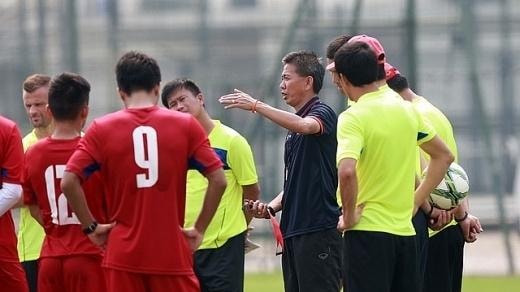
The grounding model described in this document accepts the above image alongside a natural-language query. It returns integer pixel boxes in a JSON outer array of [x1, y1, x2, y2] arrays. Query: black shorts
[[413, 209, 429, 290], [343, 230, 418, 292], [22, 259, 38, 292], [282, 228, 342, 292], [194, 232, 246, 292], [424, 224, 464, 292]]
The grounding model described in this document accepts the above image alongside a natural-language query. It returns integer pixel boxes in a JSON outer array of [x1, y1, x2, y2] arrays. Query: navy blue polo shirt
[[280, 96, 340, 239]]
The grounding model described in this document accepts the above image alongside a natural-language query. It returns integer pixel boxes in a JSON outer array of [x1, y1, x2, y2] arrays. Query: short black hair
[[334, 42, 378, 87], [48, 72, 90, 121], [282, 51, 325, 94], [115, 51, 161, 95], [326, 35, 352, 60], [161, 78, 202, 108], [387, 74, 409, 92]]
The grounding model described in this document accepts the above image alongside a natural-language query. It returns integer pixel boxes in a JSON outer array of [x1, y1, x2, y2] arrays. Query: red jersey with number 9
[[66, 106, 222, 275], [22, 137, 107, 258]]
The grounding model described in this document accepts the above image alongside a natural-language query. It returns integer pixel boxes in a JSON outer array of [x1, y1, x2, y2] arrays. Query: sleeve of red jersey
[[21, 151, 37, 205], [65, 122, 102, 181], [2, 124, 24, 184], [187, 117, 223, 175]]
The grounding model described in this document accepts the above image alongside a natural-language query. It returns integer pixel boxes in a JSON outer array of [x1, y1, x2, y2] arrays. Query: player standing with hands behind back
[[61, 51, 227, 292]]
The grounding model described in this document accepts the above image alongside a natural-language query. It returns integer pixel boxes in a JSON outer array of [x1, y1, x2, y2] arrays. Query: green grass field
[[245, 273, 520, 292]]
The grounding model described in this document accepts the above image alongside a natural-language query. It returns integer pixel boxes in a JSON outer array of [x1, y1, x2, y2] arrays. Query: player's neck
[[349, 83, 379, 102], [292, 91, 317, 112], [34, 123, 54, 140], [51, 121, 82, 140], [399, 88, 418, 102], [375, 79, 387, 88], [197, 111, 215, 135], [124, 92, 158, 109]]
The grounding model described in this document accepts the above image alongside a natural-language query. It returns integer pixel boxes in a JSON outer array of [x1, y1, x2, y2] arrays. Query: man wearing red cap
[[386, 64, 483, 292], [333, 40, 454, 292]]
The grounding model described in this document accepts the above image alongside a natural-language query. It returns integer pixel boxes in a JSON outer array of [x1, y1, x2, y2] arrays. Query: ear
[[45, 104, 52, 116], [117, 87, 126, 101], [305, 76, 314, 91], [152, 84, 161, 97], [197, 93, 205, 104], [80, 105, 89, 120]]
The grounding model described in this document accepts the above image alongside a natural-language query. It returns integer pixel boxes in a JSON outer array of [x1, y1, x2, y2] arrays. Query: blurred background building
[[1, 0, 519, 274]]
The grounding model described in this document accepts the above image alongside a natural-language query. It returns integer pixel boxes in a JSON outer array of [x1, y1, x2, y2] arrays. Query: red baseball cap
[[347, 35, 386, 64], [384, 62, 400, 80]]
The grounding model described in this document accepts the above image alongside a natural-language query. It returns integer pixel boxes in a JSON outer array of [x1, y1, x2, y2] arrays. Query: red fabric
[[66, 106, 222, 274], [348, 34, 386, 64], [269, 214, 284, 255], [0, 116, 24, 262], [0, 260, 29, 292], [22, 137, 106, 258], [384, 62, 401, 81], [38, 255, 105, 292], [104, 268, 199, 292]]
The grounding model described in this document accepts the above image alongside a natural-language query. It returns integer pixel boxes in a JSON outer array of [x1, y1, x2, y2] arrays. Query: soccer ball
[[427, 162, 469, 210]]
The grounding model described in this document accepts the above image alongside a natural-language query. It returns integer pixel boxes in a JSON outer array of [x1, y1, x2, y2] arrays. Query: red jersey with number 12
[[0, 116, 24, 262], [23, 137, 106, 258], [66, 106, 222, 275]]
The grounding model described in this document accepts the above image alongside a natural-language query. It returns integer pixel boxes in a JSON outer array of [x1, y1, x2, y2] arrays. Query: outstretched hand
[[219, 89, 258, 111]]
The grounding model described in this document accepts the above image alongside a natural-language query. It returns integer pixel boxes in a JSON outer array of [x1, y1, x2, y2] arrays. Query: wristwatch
[[82, 221, 98, 235]]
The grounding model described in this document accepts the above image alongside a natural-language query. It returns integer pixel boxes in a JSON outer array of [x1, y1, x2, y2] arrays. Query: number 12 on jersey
[[45, 165, 80, 225]]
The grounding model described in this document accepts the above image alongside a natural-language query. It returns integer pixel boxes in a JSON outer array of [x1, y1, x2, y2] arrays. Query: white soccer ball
[[427, 162, 469, 210]]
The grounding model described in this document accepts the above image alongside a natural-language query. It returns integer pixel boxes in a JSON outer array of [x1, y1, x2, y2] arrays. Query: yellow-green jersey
[[184, 120, 258, 249], [18, 130, 45, 261], [337, 89, 435, 236], [412, 96, 460, 236]]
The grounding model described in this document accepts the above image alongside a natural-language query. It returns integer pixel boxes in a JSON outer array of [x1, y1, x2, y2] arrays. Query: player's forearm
[[414, 157, 452, 212], [242, 183, 260, 224], [0, 183, 22, 216], [28, 205, 44, 226], [195, 169, 227, 233], [61, 171, 95, 228], [454, 198, 469, 218], [340, 175, 358, 222], [255, 102, 320, 134], [268, 191, 284, 213]]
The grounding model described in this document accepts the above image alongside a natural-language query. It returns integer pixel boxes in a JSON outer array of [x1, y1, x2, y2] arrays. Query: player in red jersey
[[61, 51, 227, 292], [0, 115, 29, 292], [22, 73, 106, 292]]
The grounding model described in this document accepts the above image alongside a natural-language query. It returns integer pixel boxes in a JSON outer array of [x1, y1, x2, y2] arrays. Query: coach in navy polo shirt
[[219, 50, 341, 292]]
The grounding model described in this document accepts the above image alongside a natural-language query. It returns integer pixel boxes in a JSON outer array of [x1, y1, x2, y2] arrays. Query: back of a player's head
[[387, 74, 409, 93], [161, 78, 202, 108], [23, 74, 51, 93], [348, 35, 386, 80], [334, 42, 378, 87], [326, 34, 352, 60], [48, 72, 90, 121], [115, 51, 161, 95], [282, 51, 325, 94]]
